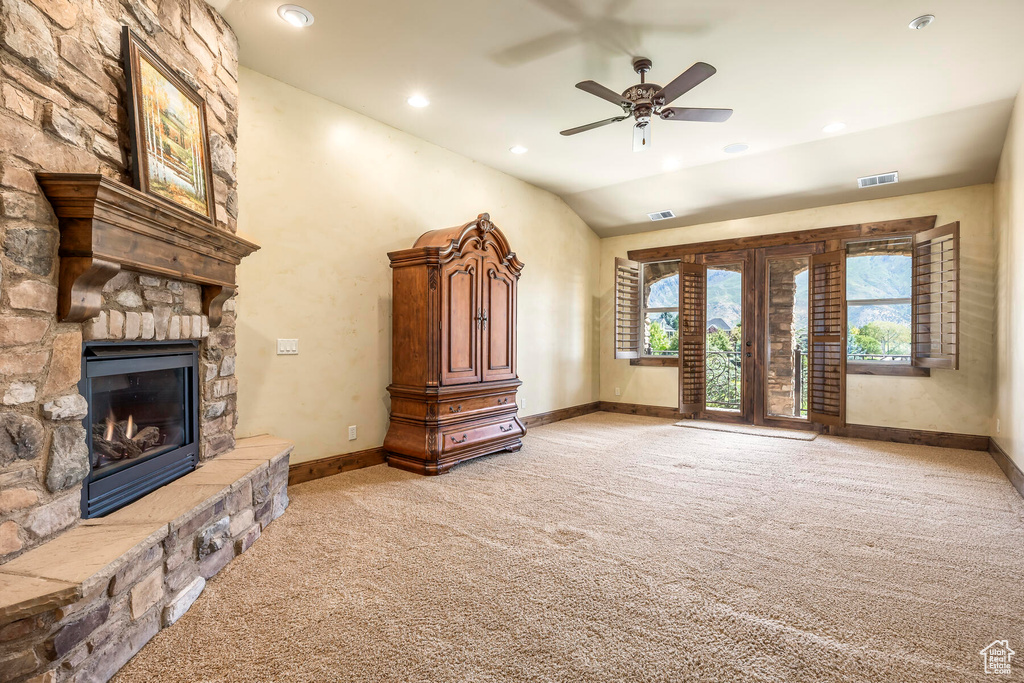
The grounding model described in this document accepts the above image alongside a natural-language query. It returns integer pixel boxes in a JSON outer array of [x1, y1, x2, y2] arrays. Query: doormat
[[673, 420, 818, 441]]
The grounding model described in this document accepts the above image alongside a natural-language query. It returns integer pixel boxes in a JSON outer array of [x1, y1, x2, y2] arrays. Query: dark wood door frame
[[752, 243, 824, 431], [697, 250, 755, 425]]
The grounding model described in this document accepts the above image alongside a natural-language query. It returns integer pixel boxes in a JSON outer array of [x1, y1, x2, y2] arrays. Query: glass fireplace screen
[[81, 342, 199, 518], [90, 367, 186, 478]]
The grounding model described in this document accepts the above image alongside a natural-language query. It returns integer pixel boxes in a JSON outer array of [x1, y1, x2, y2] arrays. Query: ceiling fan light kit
[[561, 56, 733, 152]]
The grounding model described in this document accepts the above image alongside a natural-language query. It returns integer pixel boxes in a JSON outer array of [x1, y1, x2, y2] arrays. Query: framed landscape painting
[[122, 28, 216, 222]]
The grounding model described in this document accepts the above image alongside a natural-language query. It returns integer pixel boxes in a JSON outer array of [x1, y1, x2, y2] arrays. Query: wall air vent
[[857, 172, 899, 189], [647, 210, 675, 221]]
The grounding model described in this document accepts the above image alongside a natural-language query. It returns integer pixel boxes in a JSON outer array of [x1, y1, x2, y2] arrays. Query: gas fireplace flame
[[104, 411, 137, 440]]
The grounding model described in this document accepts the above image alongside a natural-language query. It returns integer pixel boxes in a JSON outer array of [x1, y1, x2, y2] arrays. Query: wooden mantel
[[36, 173, 260, 326]]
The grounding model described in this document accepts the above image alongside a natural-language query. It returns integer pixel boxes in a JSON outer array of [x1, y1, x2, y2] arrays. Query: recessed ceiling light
[[822, 121, 847, 134], [407, 94, 430, 108], [909, 14, 935, 30], [509, 145, 528, 155], [723, 143, 749, 154], [277, 4, 314, 27]]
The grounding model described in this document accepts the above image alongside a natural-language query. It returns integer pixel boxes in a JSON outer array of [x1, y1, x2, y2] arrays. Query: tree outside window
[[846, 237, 913, 364], [640, 261, 679, 357]]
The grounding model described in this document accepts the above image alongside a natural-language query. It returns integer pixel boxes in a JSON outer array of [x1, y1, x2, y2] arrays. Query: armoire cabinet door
[[441, 255, 483, 385], [482, 257, 516, 382]]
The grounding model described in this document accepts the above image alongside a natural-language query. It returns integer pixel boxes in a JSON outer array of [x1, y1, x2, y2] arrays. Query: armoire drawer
[[441, 418, 521, 454], [437, 392, 516, 420]]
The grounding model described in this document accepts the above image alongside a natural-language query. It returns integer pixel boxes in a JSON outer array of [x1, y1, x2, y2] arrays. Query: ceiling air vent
[[647, 210, 675, 221], [857, 172, 899, 189]]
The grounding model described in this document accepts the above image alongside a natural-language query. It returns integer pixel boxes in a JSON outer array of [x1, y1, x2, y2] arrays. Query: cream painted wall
[[993, 88, 1023, 468], [234, 69, 600, 463], [599, 185, 996, 436]]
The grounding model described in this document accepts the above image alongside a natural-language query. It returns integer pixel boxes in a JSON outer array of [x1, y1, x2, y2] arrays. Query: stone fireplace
[[0, 2, 291, 681], [1, 0, 244, 564]]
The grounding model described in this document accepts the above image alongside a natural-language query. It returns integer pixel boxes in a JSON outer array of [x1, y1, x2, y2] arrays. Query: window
[[845, 237, 913, 365], [640, 261, 679, 357]]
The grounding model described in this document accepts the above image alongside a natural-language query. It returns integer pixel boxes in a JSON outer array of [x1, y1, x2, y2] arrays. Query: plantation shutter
[[808, 250, 845, 426], [912, 222, 959, 370], [614, 257, 641, 359], [678, 262, 706, 414]]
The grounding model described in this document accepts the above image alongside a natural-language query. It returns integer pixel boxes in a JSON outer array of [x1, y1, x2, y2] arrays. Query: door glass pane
[[766, 256, 809, 419], [706, 265, 742, 411]]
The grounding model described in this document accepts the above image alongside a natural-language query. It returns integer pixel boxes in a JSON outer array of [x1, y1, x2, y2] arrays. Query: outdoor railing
[[847, 354, 911, 362], [706, 350, 741, 410]]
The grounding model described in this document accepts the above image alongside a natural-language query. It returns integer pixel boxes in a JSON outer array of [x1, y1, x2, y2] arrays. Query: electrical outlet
[[520, 398, 526, 412], [277, 339, 298, 355], [996, 419, 1001, 434], [348, 425, 357, 441], [615, 387, 621, 396]]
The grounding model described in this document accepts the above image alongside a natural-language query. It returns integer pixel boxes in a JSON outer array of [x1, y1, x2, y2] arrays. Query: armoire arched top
[[399, 213, 525, 276]]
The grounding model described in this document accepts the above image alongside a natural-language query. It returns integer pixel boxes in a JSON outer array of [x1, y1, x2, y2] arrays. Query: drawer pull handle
[[449, 405, 462, 413], [497, 398, 509, 405], [500, 424, 514, 433], [451, 434, 468, 444]]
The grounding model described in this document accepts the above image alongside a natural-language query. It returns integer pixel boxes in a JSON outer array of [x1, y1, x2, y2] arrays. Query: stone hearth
[[0, 435, 290, 682]]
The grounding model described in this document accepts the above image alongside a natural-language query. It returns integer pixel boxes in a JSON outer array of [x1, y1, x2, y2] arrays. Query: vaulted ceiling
[[213, 0, 1024, 236]]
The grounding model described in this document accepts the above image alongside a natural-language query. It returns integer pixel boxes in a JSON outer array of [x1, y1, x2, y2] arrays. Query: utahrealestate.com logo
[[980, 640, 1015, 675]]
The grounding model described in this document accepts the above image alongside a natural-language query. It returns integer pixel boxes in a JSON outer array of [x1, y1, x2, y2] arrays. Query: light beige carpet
[[674, 418, 818, 440], [115, 413, 1024, 683]]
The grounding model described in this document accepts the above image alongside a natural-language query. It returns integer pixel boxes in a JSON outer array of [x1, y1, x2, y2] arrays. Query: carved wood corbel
[[201, 285, 235, 328], [58, 257, 122, 322]]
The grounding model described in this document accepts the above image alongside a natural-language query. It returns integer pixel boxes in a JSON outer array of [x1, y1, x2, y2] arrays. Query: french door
[[679, 244, 823, 428]]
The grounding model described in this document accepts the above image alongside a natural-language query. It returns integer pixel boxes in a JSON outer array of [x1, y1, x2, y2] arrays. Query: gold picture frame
[[122, 27, 216, 222]]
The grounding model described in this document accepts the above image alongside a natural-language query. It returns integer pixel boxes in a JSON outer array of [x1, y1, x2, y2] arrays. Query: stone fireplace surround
[[0, 0, 292, 680]]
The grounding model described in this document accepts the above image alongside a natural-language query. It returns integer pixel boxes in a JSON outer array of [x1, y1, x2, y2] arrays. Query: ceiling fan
[[560, 57, 732, 151]]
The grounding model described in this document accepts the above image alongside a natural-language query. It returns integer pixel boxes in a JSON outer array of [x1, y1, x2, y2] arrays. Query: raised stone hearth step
[[0, 436, 292, 683]]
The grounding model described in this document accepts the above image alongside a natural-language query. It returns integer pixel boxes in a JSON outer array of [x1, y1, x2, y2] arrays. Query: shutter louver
[[614, 257, 641, 359], [912, 222, 959, 370], [808, 250, 845, 426], [678, 262, 706, 414]]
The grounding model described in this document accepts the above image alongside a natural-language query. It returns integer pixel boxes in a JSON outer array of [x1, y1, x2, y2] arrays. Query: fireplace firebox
[[80, 341, 200, 518]]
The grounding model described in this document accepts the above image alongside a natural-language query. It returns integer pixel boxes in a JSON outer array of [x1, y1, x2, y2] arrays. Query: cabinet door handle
[[500, 424, 514, 433], [449, 405, 462, 413], [451, 434, 468, 444]]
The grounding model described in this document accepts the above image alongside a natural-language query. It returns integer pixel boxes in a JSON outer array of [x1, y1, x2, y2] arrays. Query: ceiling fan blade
[[560, 116, 628, 136], [654, 62, 717, 106], [632, 122, 650, 152], [659, 107, 733, 123], [575, 80, 631, 108]]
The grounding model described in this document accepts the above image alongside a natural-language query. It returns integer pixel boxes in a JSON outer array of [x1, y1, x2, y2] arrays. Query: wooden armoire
[[384, 213, 525, 475]]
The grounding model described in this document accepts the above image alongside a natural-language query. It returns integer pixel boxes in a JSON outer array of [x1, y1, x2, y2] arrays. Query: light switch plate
[[277, 339, 298, 355]]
